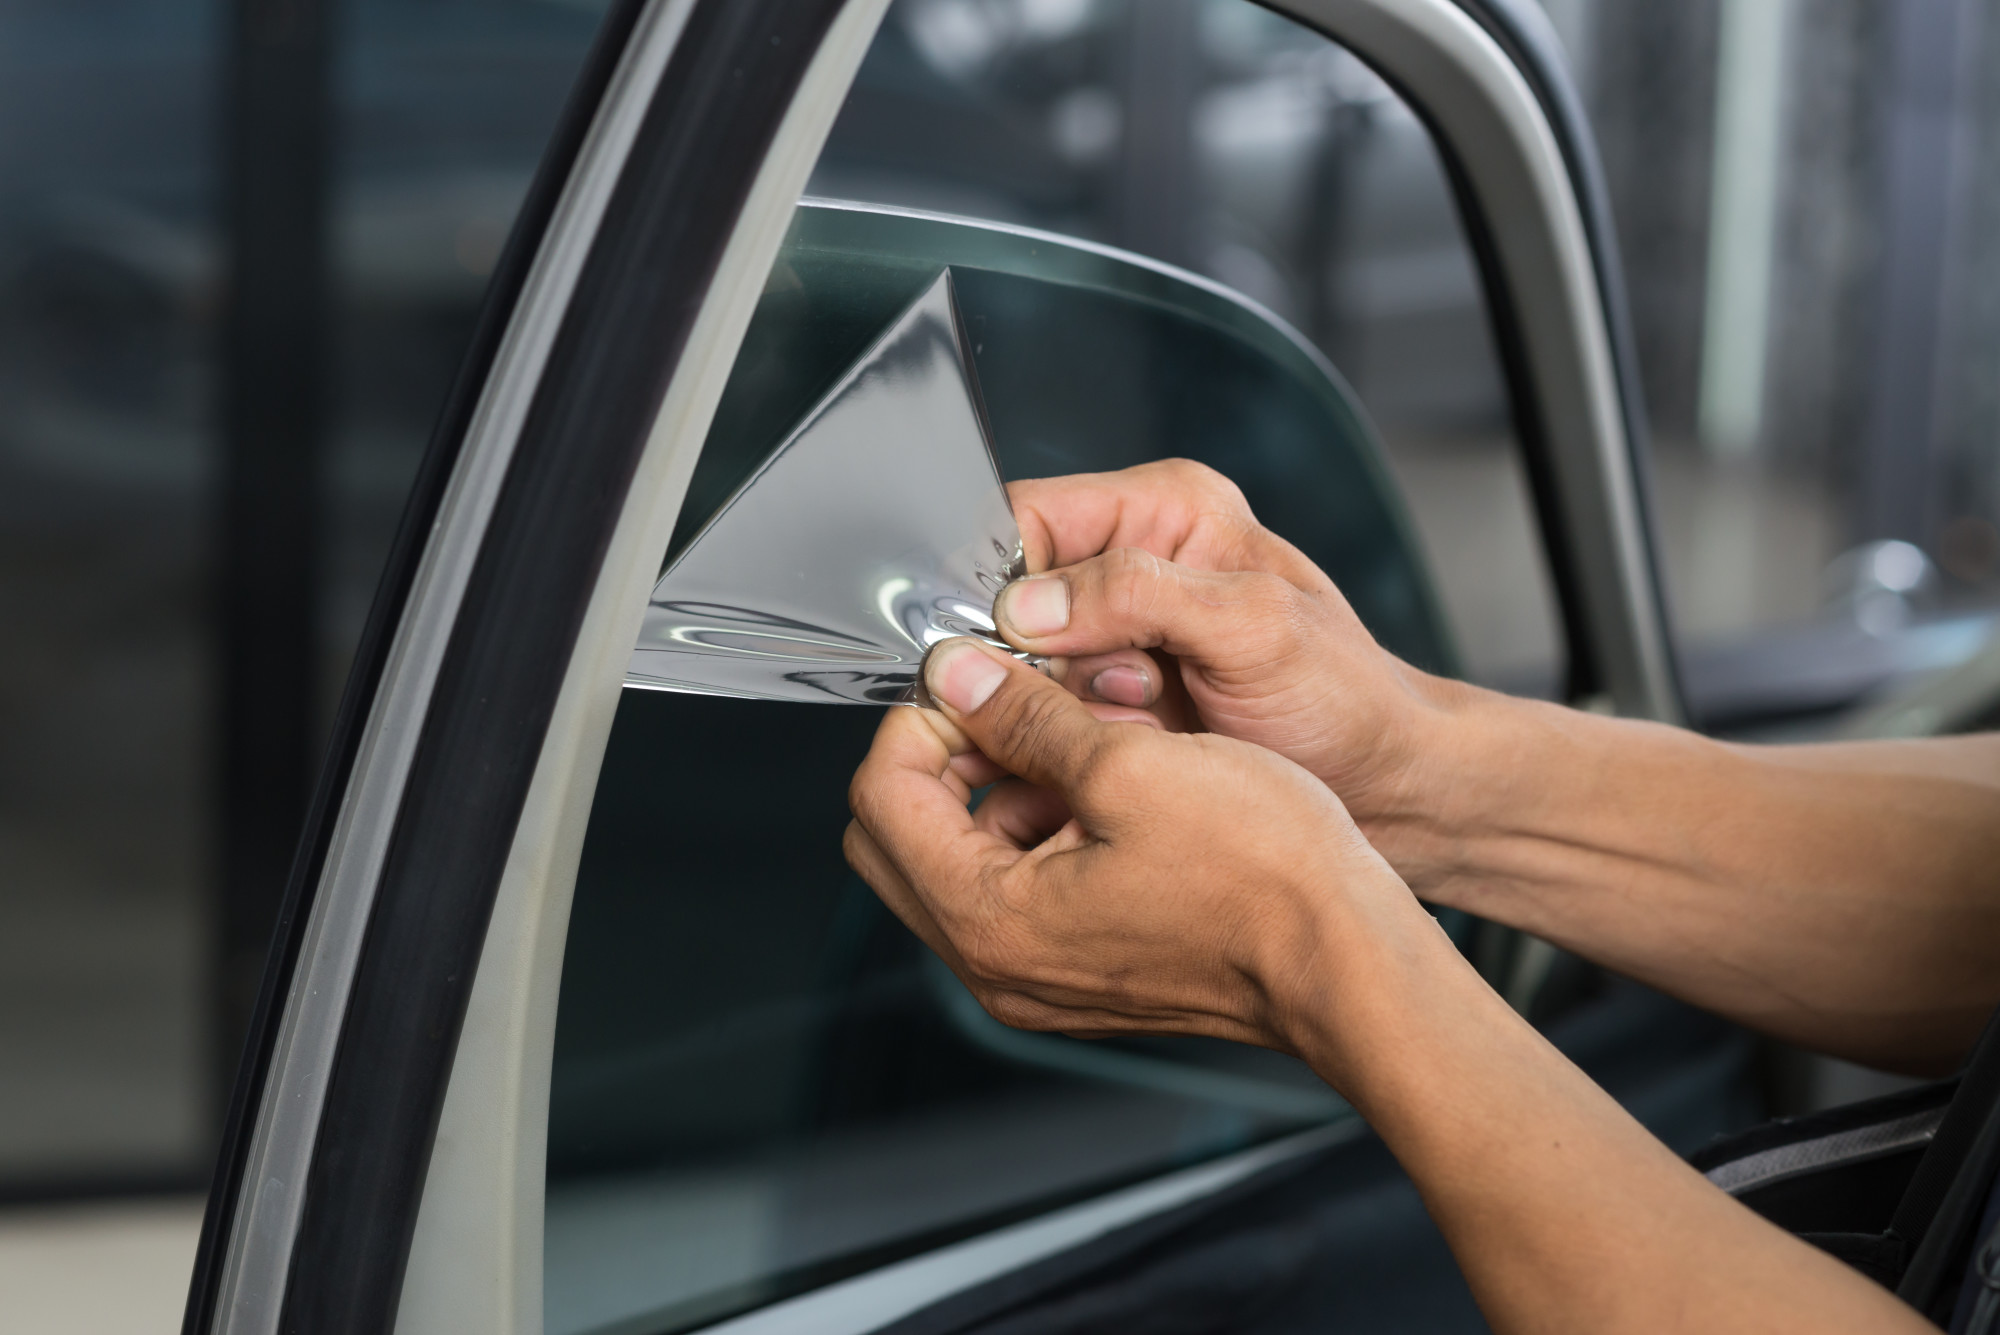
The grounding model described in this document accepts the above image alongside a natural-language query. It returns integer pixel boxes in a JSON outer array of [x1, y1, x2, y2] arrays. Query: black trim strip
[[1897, 1010, 2000, 1317], [179, 3, 650, 1331], [275, 2, 848, 1331]]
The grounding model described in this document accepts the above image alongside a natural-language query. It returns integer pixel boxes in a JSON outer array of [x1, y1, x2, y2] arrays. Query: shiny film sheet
[[626, 269, 1027, 705]]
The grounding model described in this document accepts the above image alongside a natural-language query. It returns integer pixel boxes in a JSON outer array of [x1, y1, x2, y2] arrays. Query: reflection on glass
[[0, 0, 217, 1185], [628, 272, 1027, 706], [0, 0, 607, 1189]]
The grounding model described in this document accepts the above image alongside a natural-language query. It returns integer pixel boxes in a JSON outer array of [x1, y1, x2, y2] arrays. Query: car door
[[182, 3, 1727, 1334]]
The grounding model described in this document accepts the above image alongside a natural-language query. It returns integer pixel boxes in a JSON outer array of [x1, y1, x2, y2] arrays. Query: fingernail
[[1091, 665, 1152, 708], [996, 576, 1069, 638], [927, 639, 1009, 714]]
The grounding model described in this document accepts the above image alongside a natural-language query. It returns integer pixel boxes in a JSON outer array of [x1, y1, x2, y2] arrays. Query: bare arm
[[1371, 696, 2000, 1072], [1000, 461, 2000, 1072], [846, 639, 1933, 1335]]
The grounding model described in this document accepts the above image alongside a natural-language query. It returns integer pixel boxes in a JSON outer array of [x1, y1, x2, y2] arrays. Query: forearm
[[1369, 683, 2000, 1071], [1288, 910, 1930, 1335]]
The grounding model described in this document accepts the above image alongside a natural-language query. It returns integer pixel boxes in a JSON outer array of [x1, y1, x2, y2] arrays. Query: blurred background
[[6, 0, 2000, 1327]]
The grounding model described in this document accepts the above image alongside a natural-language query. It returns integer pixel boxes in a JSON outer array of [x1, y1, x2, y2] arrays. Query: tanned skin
[[845, 460, 1993, 1334]]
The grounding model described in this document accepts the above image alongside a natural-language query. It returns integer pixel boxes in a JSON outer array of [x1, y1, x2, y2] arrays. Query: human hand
[[843, 635, 1433, 1061], [848, 642, 1936, 1335], [999, 460, 1464, 825]]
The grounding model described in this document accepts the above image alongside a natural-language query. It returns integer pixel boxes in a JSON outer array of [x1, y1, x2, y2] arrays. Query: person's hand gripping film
[[996, 459, 1462, 825], [843, 635, 1427, 1055]]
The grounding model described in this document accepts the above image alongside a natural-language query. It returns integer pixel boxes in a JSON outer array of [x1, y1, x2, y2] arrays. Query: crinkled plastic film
[[626, 269, 1039, 705]]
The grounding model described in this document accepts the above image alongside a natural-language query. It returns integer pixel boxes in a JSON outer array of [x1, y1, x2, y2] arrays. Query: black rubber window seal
[[271, 3, 849, 1333]]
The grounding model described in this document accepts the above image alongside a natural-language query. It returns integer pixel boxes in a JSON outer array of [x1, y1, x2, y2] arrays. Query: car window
[[545, 196, 1451, 1335], [814, 0, 1563, 695], [538, 5, 1554, 1330]]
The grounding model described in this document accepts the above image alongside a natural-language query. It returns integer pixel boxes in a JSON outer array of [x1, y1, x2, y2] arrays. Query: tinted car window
[[542, 4, 1567, 1332], [544, 200, 1447, 1335], [814, 0, 1562, 694]]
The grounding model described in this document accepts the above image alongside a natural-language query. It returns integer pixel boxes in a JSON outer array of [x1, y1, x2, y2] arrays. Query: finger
[[994, 548, 1322, 668], [1049, 647, 1165, 707], [971, 778, 1074, 849], [1082, 700, 1167, 730], [847, 705, 1032, 913], [1051, 649, 1195, 726], [949, 749, 1008, 790], [842, 818, 961, 965], [1009, 459, 1249, 570], [1008, 459, 1320, 583], [922, 637, 1136, 815]]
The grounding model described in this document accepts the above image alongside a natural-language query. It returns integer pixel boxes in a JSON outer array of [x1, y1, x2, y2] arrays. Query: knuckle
[[1097, 547, 1167, 624], [1074, 729, 1149, 800], [1237, 569, 1299, 620], [846, 760, 884, 825], [1160, 458, 1250, 513], [841, 821, 894, 888]]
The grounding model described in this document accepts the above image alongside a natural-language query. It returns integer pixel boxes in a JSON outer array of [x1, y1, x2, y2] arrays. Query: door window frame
[[183, 3, 1678, 1333]]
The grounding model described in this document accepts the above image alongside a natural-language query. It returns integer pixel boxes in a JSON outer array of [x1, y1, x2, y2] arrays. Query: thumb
[[993, 547, 1310, 665], [923, 637, 1121, 805]]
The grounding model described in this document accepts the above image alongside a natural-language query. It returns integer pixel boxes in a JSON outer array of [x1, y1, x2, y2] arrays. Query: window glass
[[0, 0, 603, 1195], [813, 0, 1562, 694], [544, 4, 1556, 1331], [546, 200, 1429, 1335], [1545, 0, 2000, 729], [0, 0, 218, 1188]]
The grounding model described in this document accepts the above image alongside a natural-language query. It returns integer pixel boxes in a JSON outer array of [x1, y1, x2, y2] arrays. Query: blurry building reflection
[[0, 0, 603, 1193]]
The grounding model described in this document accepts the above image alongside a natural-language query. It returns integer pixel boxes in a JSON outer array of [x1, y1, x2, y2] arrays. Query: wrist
[[1348, 668, 1532, 894], [1267, 864, 1498, 1100]]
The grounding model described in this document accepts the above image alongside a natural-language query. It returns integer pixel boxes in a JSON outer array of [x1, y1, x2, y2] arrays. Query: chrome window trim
[[209, 2, 701, 1330], [1270, 0, 1678, 722], [695, 1123, 1365, 1335], [794, 198, 1367, 398]]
